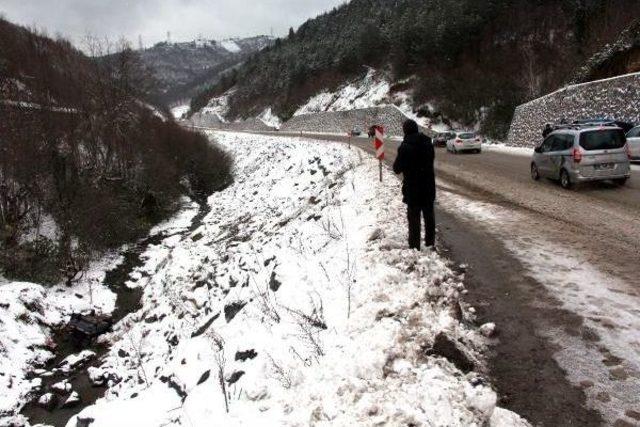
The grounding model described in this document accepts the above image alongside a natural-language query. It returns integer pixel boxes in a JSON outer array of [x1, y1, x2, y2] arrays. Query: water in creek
[[21, 198, 211, 427]]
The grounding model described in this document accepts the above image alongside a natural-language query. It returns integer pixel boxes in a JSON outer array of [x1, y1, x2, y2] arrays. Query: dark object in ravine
[[66, 313, 112, 345], [76, 416, 95, 427]]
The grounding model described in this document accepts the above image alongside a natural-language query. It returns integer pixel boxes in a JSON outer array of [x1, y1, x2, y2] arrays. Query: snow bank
[[0, 283, 57, 419], [482, 143, 534, 157], [68, 132, 527, 427]]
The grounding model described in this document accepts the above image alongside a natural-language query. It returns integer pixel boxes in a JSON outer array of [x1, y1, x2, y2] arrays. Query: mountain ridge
[[138, 35, 274, 105], [189, 0, 640, 138]]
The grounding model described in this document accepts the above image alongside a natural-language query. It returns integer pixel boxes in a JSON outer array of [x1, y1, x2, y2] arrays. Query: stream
[[20, 197, 212, 427]]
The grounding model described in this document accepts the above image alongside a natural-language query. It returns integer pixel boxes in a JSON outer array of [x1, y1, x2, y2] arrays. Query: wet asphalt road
[[240, 130, 640, 426]]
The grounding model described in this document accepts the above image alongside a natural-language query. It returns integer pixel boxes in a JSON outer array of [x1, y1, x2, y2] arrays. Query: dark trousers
[[407, 202, 436, 250]]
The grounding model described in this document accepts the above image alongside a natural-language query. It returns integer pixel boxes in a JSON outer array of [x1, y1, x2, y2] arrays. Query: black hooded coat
[[392, 132, 436, 206]]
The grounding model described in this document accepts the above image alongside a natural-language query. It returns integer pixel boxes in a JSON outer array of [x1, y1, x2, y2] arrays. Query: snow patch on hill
[[257, 108, 282, 129], [66, 132, 528, 427], [201, 90, 233, 122], [294, 69, 391, 116], [220, 39, 241, 53]]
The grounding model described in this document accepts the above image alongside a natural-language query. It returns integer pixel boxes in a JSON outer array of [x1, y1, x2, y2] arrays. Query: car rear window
[[459, 133, 476, 139], [627, 127, 640, 138], [579, 129, 626, 151]]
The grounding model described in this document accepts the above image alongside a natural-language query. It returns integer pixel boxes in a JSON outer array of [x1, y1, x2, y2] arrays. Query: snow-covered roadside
[[68, 132, 527, 427], [482, 143, 534, 157], [437, 181, 640, 422], [0, 198, 200, 425]]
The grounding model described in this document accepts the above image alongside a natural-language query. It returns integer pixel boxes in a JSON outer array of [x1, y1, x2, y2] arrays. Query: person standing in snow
[[393, 119, 436, 250]]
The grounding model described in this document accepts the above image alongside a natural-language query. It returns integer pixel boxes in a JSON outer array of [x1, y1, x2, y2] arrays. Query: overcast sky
[[1, 0, 348, 48]]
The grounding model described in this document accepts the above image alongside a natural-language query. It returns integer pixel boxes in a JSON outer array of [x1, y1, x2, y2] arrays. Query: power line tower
[[167, 31, 172, 44], [138, 34, 144, 50]]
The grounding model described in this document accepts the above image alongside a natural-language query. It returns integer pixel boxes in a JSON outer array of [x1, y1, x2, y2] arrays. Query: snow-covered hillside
[[138, 35, 274, 104], [294, 69, 392, 116], [49, 132, 525, 427], [0, 132, 528, 426]]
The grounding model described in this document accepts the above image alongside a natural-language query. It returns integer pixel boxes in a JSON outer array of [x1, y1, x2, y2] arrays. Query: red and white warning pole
[[373, 125, 385, 181]]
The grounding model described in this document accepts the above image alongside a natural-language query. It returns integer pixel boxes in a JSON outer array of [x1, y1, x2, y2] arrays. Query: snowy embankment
[[0, 200, 200, 426], [0, 255, 119, 422], [63, 132, 526, 427]]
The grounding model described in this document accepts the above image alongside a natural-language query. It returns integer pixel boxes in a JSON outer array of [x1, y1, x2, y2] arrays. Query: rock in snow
[[87, 367, 107, 387], [480, 322, 498, 338], [37, 392, 58, 411], [51, 379, 72, 394], [62, 391, 81, 408]]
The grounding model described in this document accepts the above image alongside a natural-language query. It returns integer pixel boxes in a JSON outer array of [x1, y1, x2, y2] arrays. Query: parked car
[[433, 132, 454, 147], [531, 126, 631, 189], [625, 126, 640, 161], [446, 131, 482, 154], [350, 128, 362, 137]]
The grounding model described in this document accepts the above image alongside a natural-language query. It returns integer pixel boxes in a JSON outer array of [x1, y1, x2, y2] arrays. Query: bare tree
[[520, 42, 542, 99]]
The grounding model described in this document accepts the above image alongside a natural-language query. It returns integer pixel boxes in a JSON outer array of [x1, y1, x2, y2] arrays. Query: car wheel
[[531, 163, 540, 181], [560, 169, 572, 189], [614, 177, 629, 186]]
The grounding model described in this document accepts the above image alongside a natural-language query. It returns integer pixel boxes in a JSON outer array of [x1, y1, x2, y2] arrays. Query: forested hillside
[[192, 0, 640, 137], [136, 36, 273, 105], [0, 18, 232, 283], [571, 17, 640, 83]]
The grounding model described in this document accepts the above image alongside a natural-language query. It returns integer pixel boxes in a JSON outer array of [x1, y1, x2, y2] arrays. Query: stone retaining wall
[[280, 105, 409, 136], [188, 113, 276, 132], [508, 72, 640, 147], [189, 105, 429, 137]]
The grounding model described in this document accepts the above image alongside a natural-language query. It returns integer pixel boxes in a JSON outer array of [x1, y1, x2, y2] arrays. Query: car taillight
[[572, 147, 583, 163], [476, 138, 481, 142], [625, 143, 632, 159], [455, 139, 462, 144]]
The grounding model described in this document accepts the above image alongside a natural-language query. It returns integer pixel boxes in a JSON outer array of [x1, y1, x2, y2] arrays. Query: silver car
[[625, 126, 640, 161], [531, 126, 631, 188], [446, 131, 482, 154]]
